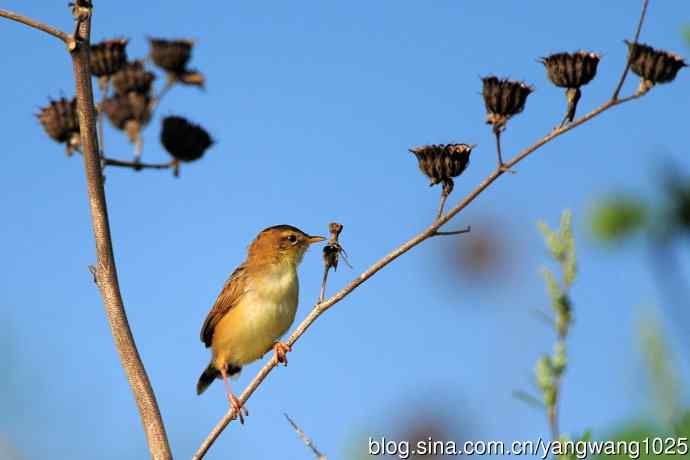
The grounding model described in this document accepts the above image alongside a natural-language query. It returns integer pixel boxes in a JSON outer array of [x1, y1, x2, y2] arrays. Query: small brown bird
[[197, 225, 325, 422]]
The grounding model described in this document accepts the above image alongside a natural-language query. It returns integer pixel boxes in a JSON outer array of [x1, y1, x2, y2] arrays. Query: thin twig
[[318, 267, 330, 304], [150, 79, 174, 114], [0, 9, 70, 43], [548, 400, 560, 441], [437, 189, 449, 219], [432, 226, 471, 237], [437, 181, 454, 219], [193, 91, 646, 460], [612, 0, 649, 100], [494, 128, 504, 168], [103, 158, 176, 171], [67, 4, 172, 460], [284, 413, 327, 460]]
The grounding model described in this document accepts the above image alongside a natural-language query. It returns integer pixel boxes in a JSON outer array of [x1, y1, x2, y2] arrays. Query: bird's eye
[[287, 234, 297, 243]]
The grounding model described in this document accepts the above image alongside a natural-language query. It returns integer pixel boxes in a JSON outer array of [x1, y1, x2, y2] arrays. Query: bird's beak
[[306, 235, 326, 244]]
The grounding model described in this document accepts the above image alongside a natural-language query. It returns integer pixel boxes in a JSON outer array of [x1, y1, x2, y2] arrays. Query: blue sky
[[2, 1, 690, 459]]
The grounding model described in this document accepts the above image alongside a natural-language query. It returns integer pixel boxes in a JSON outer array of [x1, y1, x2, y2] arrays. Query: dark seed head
[[37, 97, 82, 154], [111, 60, 156, 96], [541, 51, 600, 88], [482, 76, 533, 127], [626, 41, 687, 85], [90, 39, 128, 78], [37, 97, 80, 143], [409, 144, 474, 189], [149, 38, 193, 74], [160, 116, 213, 162], [102, 93, 152, 130]]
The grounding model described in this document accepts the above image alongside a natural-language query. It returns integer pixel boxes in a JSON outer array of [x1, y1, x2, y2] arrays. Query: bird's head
[[248, 225, 325, 266]]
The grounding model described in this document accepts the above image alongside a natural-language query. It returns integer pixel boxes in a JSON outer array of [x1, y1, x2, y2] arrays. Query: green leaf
[[538, 221, 565, 262], [512, 389, 545, 409], [542, 266, 562, 307], [589, 197, 648, 243]]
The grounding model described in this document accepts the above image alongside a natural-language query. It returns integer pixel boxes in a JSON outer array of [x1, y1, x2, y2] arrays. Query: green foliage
[[552, 341, 567, 374], [519, 210, 579, 439], [639, 312, 682, 429], [592, 415, 690, 460], [589, 196, 648, 243], [538, 210, 576, 337]]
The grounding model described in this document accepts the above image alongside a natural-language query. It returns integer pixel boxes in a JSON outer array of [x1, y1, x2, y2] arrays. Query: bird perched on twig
[[196, 225, 325, 423]]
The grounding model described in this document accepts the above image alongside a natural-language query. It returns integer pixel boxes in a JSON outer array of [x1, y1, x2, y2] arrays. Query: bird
[[196, 224, 325, 423]]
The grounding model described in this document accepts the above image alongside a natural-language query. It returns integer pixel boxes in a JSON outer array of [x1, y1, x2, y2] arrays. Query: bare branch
[[67, 4, 172, 460], [612, 0, 650, 99], [0, 9, 70, 43], [104, 158, 176, 171], [284, 413, 327, 460]]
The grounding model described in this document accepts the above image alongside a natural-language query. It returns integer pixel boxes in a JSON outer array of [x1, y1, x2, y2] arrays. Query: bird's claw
[[228, 394, 248, 424], [273, 342, 292, 366]]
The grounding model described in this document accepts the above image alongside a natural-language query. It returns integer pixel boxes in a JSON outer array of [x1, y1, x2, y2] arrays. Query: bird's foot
[[227, 393, 249, 424], [273, 342, 292, 366]]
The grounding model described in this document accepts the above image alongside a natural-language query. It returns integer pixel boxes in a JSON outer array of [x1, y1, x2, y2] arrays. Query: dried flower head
[[160, 116, 213, 162], [90, 39, 128, 78], [541, 51, 600, 124], [323, 222, 346, 271], [626, 41, 686, 89], [111, 60, 156, 96], [102, 92, 152, 138], [541, 51, 600, 89], [37, 97, 81, 155], [149, 38, 205, 87], [482, 76, 533, 129], [149, 38, 192, 73], [409, 143, 474, 195]]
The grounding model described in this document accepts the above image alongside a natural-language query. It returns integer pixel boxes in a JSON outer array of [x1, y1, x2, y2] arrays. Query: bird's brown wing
[[200, 264, 248, 347]]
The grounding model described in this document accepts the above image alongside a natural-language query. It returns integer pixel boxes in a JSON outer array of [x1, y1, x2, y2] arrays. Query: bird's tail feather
[[196, 363, 219, 395]]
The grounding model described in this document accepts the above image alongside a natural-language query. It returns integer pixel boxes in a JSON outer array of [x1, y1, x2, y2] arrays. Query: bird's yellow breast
[[212, 263, 299, 367]]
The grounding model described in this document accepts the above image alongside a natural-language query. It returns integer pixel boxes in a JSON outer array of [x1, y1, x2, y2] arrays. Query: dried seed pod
[[482, 76, 533, 129], [149, 38, 193, 73], [626, 41, 686, 88], [323, 222, 346, 271], [102, 92, 152, 130], [90, 39, 128, 78], [111, 60, 156, 96], [37, 97, 81, 155], [160, 116, 213, 162], [541, 51, 600, 123], [409, 143, 474, 193], [541, 51, 600, 88], [149, 38, 205, 87]]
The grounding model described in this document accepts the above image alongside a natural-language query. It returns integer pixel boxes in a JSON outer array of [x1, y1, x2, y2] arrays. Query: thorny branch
[[194, 2, 652, 456]]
